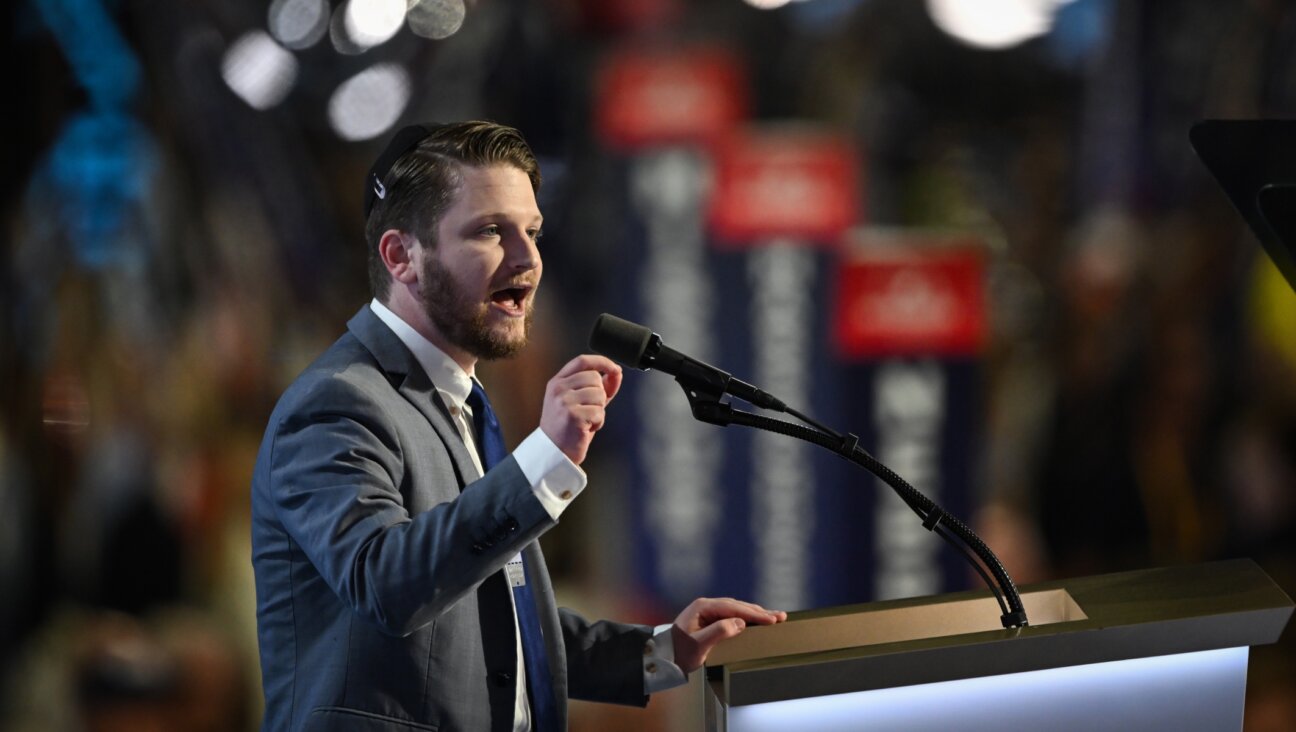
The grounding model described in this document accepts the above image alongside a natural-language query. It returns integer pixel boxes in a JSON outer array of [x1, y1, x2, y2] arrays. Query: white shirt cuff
[[513, 429, 586, 519], [643, 623, 688, 694]]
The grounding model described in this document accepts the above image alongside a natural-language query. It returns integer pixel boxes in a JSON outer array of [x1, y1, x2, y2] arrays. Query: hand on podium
[[671, 597, 787, 673]]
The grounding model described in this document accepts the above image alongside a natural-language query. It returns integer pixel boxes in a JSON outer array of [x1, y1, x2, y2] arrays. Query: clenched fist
[[540, 354, 622, 465]]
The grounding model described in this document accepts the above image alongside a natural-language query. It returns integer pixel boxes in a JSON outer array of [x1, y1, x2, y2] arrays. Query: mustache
[[491, 277, 538, 291]]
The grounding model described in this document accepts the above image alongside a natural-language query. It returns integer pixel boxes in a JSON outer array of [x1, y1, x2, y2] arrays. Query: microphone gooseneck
[[588, 313, 1029, 629]]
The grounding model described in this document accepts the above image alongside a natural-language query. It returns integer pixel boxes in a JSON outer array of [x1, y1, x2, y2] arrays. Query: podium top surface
[[706, 559, 1293, 707]]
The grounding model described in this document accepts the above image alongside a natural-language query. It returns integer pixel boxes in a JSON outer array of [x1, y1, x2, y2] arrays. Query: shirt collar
[[369, 298, 475, 407]]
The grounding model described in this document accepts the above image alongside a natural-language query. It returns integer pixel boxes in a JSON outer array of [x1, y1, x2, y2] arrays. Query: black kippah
[[363, 123, 435, 219]]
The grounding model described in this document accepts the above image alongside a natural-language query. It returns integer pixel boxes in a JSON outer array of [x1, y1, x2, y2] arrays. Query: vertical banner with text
[[594, 49, 982, 613], [706, 126, 860, 610], [595, 44, 747, 612], [832, 230, 988, 602]]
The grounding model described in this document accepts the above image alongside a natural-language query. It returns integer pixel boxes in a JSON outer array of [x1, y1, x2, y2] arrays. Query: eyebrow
[[466, 212, 544, 225]]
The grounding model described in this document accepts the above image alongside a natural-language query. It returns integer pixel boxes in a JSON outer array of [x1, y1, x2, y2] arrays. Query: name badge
[[506, 555, 526, 588]]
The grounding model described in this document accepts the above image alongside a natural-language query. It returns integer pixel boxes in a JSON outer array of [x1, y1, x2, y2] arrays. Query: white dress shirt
[[369, 300, 686, 729]]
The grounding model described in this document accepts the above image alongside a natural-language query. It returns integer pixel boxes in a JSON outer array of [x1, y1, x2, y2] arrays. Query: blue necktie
[[466, 381, 560, 732]]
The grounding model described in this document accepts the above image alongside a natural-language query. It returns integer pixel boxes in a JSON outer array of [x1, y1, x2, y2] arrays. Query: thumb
[[689, 617, 747, 649]]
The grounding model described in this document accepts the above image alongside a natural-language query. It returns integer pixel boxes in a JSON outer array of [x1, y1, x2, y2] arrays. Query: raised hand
[[539, 354, 622, 465]]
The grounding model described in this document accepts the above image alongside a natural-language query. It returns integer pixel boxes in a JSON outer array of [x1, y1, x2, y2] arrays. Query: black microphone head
[[589, 314, 654, 369]]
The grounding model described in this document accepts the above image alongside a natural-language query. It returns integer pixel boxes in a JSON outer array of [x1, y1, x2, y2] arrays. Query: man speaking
[[250, 120, 785, 731]]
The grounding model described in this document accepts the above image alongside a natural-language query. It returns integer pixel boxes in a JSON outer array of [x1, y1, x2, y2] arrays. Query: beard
[[419, 256, 533, 361]]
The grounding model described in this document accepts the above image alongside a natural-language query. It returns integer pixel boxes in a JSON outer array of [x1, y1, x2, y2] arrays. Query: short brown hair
[[363, 121, 541, 301]]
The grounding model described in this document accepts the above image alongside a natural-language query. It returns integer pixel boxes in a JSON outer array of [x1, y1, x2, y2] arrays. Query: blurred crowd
[[5, 0, 1296, 729]]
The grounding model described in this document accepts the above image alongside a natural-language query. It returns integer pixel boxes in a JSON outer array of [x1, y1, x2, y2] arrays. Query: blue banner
[[608, 156, 985, 613]]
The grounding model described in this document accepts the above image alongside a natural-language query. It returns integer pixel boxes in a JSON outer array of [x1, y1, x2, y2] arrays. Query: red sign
[[708, 127, 860, 245], [833, 234, 986, 358], [594, 46, 747, 150]]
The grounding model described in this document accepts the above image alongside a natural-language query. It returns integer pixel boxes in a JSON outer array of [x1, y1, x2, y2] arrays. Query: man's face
[[417, 163, 543, 361]]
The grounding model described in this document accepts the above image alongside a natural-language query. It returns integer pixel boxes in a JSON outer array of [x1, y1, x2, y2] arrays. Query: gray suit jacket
[[252, 305, 650, 731]]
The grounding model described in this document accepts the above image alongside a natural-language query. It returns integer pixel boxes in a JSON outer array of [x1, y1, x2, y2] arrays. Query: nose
[[506, 230, 541, 272]]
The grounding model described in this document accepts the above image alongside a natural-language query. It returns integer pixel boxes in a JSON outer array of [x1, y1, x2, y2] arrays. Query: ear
[[379, 230, 420, 286]]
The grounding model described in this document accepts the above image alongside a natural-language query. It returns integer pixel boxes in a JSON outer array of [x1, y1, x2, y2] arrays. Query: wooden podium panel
[[704, 560, 1292, 731], [707, 588, 1086, 667]]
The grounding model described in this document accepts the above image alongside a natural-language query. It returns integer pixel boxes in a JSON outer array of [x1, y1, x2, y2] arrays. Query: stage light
[[345, 0, 407, 50], [268, 0, 329, 50], [327, 63, 410, 140], [926, 0, 1074, 50], [407, 0, 466, 40], [743, 0, 794, 9], [221, 30, 298, 110]]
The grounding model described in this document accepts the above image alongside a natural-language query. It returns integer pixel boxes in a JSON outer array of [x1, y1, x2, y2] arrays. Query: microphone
[[588, 315, 1029, 628], [588, 314, 786, 411]]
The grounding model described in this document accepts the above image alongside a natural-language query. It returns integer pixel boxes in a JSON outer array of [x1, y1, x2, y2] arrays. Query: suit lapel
[[346, 305, 480, 487]]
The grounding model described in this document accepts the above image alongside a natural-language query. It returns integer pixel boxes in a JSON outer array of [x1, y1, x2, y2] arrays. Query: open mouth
[[489, 285, 532, 316]]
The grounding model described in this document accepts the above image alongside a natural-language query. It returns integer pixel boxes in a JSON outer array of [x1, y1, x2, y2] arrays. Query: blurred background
[[5, 0, 1296, 729]]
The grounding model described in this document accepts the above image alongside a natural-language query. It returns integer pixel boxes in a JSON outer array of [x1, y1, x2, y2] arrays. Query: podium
[[703, 559, 1292, 731]]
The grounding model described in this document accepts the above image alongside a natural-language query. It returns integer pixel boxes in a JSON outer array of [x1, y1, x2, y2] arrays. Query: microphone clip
[[676, 377, 735, 427]]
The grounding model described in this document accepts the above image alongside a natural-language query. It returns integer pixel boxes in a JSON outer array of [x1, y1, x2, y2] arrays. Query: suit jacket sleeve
[[559, 608, 653, 706], [265, 374, 555, 637]]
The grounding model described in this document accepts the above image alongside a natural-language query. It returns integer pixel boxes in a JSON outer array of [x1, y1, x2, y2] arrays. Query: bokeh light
[[407, 0, 466, 41], [267, 0, 330, 50], [326, 63, 410, 140], [926, 0, 1073, 50], [220, 30, 298, 110], [344, 0, 407, 50]]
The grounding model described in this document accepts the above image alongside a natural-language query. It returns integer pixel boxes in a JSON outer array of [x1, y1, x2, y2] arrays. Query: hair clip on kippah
[[363, 123, 435, 217]]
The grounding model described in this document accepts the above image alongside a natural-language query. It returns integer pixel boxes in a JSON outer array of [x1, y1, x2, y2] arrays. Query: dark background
[[5, 0, 1296, 729]]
